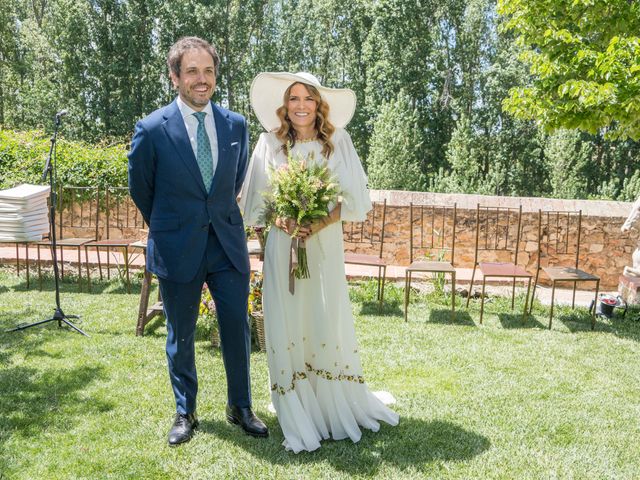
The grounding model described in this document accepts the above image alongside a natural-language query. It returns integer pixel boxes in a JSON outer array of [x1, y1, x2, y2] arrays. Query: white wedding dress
[[240, 128, 399, 453]]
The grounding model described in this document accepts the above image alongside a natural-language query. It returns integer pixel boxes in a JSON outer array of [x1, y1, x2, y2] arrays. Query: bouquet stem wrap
[[288, 237, 307, 294]]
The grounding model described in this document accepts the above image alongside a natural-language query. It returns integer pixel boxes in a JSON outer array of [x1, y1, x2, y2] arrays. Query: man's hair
[[167, 36, 220, 77]]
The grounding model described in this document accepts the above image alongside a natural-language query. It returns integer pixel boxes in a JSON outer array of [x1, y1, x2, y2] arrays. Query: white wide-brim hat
[[250, 72, 356, 132]]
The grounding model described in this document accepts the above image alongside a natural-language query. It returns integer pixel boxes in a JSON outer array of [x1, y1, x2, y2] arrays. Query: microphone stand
[[7, 112, 88, 336]]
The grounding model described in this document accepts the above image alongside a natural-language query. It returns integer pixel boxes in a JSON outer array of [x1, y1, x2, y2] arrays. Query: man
[[128, 36, 268, 446]]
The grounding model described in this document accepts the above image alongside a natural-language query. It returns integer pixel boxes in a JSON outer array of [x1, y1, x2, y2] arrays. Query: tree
[[543, 129, 591, 199], [0, 0, 19, 124], [620, 170, 640, 202], [362, 0, 451, 174], [430, 113, 486, 193], [366, 93, 426, 191], [498, 0, 640, 140], [0, 0, 636, 202]]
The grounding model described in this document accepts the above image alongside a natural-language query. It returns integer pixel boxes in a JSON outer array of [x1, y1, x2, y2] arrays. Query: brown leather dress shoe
[[168, 412, 199, 446], [226, 405, 269, 438]]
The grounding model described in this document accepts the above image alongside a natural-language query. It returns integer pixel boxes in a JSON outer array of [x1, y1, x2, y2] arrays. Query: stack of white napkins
[[0, 184, 51, 241]]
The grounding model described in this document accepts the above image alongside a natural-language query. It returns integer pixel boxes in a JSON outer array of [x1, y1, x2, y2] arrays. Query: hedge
[[0, 128, 129, 191]]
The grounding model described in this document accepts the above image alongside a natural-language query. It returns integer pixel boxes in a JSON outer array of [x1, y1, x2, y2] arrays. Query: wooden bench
[[132, 236, 264, 337], [130, 240, 163, 335]]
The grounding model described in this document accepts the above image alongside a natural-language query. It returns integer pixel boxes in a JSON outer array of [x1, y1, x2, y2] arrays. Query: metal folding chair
[[530, 210, 599, 329], [343, 199, 388, 310], [404, 203, 457, 321], [465, 204, 532, 324]]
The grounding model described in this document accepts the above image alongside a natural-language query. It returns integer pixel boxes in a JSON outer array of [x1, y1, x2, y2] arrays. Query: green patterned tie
[[193, 112, 214, 189]]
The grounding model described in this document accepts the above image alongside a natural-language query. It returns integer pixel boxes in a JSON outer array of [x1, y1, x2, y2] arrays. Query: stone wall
[[55, 189, 636, 289], [343, 190, 636, 289]]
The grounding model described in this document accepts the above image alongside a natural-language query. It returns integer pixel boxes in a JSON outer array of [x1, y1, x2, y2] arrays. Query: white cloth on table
[[239, 129, 399, 453]]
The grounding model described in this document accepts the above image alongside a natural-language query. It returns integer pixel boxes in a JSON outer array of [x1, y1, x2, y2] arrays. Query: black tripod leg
[[6, 317, 57, 332], [59, 318, 88, 336]]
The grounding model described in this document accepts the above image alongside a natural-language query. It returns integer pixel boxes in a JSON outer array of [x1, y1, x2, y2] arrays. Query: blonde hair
[[275, 82, 335, 158]]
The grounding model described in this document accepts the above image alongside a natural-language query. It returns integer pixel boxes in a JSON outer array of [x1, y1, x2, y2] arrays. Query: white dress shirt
[[176, 96, 218, 177]]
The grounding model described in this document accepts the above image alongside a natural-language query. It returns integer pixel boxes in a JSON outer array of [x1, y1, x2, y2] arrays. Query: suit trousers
[[158, 225, 251, 414]]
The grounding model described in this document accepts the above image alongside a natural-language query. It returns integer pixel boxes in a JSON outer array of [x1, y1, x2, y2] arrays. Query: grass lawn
[[1, 267, 639, 479]]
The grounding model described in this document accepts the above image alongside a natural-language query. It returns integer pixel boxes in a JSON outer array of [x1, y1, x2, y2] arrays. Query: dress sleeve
[[332, 129, 372, 222], [239, 133, 271, 227]]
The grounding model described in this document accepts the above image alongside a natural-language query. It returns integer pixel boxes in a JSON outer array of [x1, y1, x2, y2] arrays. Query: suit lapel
[[210, 103, 232, 197], [162, 100, 207, 194]]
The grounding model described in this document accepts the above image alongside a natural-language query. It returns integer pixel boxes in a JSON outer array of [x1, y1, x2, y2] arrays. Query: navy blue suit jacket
[[128, 99, 250, 283]]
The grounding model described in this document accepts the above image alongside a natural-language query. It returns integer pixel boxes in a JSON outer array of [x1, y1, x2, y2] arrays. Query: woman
[[240, 72, 399, 453]]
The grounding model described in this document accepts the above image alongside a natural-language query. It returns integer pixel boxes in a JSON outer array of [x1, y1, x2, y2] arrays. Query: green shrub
[[0, 128, 129, 190]]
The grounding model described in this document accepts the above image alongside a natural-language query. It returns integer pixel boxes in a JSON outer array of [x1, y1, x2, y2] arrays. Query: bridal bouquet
[[262, 149, 340, 282]]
